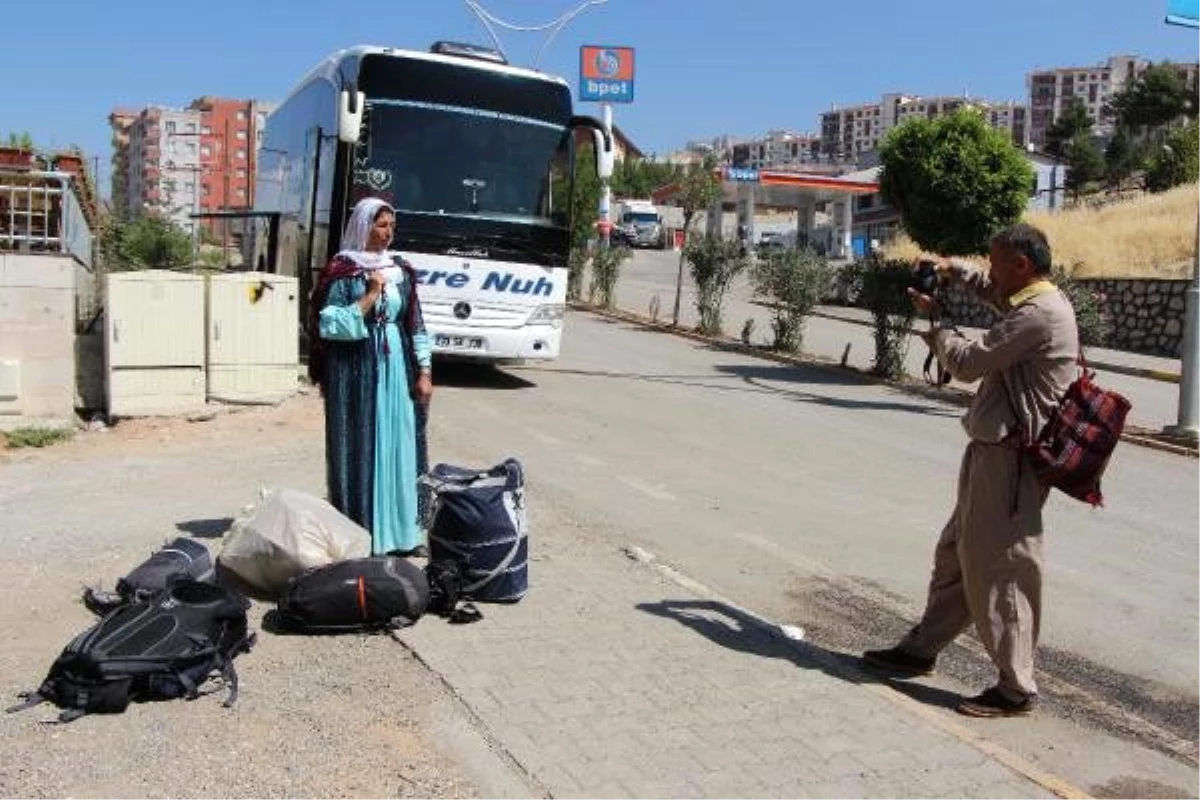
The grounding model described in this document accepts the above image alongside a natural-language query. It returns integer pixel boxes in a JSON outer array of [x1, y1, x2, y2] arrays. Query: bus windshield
[[352, 99, 571, 225], [623, 212, 660, 224]]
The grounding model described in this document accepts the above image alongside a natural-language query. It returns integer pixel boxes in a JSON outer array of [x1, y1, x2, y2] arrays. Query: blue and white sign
[[1166, 0, 1199, 26], [580, 46, 635, 103], [725, 167, 760, 183]]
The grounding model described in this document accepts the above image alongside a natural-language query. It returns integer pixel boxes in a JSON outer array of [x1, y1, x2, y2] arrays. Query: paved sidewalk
[[403, 500, 1060, 799]]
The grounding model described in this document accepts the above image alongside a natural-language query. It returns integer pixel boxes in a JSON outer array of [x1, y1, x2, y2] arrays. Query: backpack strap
[[217, 631, 256, 708], [5, 691, 47, 714]]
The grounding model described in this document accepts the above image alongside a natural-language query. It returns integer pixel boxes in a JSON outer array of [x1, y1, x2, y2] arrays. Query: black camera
[[910, 259, 940, 295]]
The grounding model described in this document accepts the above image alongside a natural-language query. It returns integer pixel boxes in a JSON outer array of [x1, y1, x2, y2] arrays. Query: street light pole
[[1166, 211, 1199, 441]]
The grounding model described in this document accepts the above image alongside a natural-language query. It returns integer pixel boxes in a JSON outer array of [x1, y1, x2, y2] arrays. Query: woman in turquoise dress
[[308, 197, 433, 556]]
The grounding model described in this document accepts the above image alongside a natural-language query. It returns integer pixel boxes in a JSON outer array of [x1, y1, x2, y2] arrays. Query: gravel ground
[[0, 392, 521, 799]]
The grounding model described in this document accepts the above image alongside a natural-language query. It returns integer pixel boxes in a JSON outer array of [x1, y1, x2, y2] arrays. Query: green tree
[[610, 158, 680, 199], [102, 214, 194, 271], [1144, 121, 1200, 192], [1044, 98, 1094, 159], [879, 109, 1033, 256], [685, 234, 749, 335], [671, 156, 723, 325], [751, 247, 835, 352], [840, 257, 920, 379], [1109, 62, 1197, 131], [1103, 127, 1141, 189], [588, 243, 632, 309], [3, 131, 34, 149], [556, 145, 602, 300], [1062, 134, 1106, 198]]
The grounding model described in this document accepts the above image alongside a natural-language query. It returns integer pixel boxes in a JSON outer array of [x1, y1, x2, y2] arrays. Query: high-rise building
[[1026, 54, 1199, 147], [731, 130, 824, 171], [109, 97, 274, 235], [820, 93, 1027, 162], [107, 108, 138, 215]]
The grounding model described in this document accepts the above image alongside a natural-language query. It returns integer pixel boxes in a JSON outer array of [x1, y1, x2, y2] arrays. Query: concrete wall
[[0, 253, 76, 429]]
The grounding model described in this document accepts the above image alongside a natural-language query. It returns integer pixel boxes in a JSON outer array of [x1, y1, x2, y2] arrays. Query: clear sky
[[2, 0, 1196, 186]]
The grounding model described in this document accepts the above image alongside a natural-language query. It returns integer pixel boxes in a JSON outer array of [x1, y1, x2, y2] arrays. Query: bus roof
[[279, 44, 570, 107]]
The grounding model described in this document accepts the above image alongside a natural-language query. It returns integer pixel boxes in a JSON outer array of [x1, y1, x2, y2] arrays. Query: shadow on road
[[176, 517, 235, 539], [520, 362, 958, 418], [635, 598, 960, 709], [712, 363, 962, 417], [434, 362, 537, 390]]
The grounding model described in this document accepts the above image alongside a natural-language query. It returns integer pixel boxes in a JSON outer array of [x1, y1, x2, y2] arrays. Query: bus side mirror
[[569, 115, 613, 180], [338, 90, 365, 144], [592, 130, 614, 180]]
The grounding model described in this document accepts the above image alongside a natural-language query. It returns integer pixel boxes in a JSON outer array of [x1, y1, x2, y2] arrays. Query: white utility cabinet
[[206, 272, 299, 403], [105, 270, 206, 416]]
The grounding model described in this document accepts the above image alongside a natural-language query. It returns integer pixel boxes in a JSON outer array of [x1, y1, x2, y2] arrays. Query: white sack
[[217, 487, 371, 596]]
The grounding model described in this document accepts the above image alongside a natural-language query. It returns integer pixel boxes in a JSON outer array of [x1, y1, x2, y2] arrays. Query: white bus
[[249, 41, 612, 362]]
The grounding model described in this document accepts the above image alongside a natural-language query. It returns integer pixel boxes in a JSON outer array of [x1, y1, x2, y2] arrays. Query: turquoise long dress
[[318, 267, 429, 554]]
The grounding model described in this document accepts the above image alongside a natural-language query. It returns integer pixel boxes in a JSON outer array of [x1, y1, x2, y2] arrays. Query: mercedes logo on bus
[[453, 302, 472, 320]]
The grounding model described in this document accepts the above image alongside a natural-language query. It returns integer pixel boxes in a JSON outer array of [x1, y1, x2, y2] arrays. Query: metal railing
[[0, 168, 93, 269]]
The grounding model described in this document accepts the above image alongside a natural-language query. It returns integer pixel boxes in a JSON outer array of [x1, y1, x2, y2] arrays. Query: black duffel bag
[[84, 537, 215, 616], [276, 556, 430, 633]]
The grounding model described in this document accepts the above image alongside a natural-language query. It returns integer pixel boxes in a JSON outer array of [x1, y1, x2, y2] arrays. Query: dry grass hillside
[[882, 182, 1198, 278]]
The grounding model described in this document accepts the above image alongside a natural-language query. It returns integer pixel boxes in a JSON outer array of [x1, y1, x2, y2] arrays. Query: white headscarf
[[337, 197, 394, 270]]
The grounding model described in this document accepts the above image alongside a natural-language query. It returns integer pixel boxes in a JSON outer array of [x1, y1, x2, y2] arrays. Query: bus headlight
[[527, 303, 564, 327]]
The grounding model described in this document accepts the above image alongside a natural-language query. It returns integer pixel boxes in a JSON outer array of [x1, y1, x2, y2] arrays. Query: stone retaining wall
[[937, 278, 1189, 358]]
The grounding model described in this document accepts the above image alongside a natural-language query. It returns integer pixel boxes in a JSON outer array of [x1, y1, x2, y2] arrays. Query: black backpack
[[9, 580, 255, 723], [276, 556, 430, 633], [83, 537, 215, 616]]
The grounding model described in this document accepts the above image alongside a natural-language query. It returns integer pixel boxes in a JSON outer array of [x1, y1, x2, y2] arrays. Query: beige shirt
[[932, 264, 1079, 444]]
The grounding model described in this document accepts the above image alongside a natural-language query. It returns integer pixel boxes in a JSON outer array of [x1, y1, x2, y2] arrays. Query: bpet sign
[[579, 45, 635, 103]]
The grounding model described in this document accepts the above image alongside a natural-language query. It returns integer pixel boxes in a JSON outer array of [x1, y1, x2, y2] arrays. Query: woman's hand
[[358, 271, 387, 314], [414, 371, 433, 405]]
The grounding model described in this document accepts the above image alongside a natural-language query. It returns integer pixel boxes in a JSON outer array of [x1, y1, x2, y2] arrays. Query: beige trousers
[[900, 440, 1049, 698]]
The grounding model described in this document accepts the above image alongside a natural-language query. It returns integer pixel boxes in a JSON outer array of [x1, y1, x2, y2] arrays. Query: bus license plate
[[435, 335, 483, 350]]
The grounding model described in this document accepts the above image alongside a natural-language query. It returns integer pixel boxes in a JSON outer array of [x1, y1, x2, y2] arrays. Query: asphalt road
[[436, 305, 1197, 790]]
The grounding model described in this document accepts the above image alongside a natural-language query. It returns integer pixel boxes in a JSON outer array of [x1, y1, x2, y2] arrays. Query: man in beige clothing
[[864, 223, 1078, 718]]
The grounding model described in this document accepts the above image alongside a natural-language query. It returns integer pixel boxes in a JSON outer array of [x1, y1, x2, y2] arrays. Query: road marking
[[616, 475, 675, 502], [625, 544, 1093, 800]]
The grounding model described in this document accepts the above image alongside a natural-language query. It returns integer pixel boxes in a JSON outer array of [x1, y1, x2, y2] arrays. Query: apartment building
[[118, 106, 203, 234], [820, 93, 1027, 161], [1026, 54, 1199, 147], [730, 130, 823, 170], [110, 97, 274, 235], [1026, 54, 1142, 148]]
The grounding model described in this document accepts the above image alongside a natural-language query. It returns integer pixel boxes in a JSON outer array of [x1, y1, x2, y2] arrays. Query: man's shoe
[[861, 646, 936, 676], [956, 687, 1036, 718]]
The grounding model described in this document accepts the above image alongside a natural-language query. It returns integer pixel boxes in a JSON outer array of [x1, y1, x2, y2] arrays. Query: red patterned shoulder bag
[[1005, 352, 1132, 507]]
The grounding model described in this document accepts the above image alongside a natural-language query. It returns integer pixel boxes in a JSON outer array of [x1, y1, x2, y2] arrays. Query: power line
[[462, 0, 609, 67]]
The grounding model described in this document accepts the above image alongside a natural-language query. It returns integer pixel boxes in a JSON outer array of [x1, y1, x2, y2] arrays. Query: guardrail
[[0, 168, 93, 268]]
